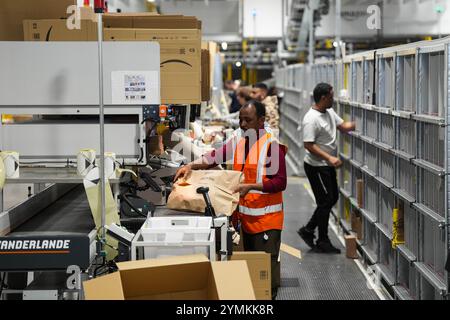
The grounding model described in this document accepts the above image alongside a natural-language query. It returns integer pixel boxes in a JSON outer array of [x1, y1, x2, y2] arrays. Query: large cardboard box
[[104, 28, 202, 104], [83, 254, 256, 300], [0, 0, 76, 41], [230, 252, 271, 300], [23, 19, 97, 41]]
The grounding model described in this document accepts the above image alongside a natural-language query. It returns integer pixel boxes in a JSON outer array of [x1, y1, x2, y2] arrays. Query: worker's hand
[[173, 164, 192, 182], [328, 156, 343, 168], [234, 184, 253, 197]]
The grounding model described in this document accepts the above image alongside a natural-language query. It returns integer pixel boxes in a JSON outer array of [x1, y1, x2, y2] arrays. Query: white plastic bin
[[141, 216, 212, 243], [143, 246, 211, 260], [139, 217, 214, 260]]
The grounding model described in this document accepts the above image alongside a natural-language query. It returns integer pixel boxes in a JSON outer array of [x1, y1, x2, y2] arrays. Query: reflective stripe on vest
[[239, 204, 283, 216]]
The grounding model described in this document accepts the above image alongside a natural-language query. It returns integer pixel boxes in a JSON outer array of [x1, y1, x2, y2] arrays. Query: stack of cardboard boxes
[[18, 6, 210, 105]]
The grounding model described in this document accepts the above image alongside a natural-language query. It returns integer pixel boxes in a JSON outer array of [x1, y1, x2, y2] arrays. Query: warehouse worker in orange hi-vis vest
[[174, 100, 288, 300]]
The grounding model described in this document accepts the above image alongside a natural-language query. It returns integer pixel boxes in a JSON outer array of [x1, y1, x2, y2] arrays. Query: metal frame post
[[97, 13, 106, 250]]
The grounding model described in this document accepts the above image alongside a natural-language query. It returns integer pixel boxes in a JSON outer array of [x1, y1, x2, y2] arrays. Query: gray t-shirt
[[303, 108, 344, 167]]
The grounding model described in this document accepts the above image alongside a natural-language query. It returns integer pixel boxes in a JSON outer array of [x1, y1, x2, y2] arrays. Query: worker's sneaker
[[297, 227, 315, 249], [315, 240, 341, 254]]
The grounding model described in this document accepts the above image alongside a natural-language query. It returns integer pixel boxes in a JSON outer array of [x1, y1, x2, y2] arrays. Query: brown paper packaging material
[[345, 235, 358, 259], [167, 170, 242, 216], [351, 210, 363, 240]]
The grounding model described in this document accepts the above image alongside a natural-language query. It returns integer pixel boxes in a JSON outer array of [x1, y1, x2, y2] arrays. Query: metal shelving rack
[[275, 36, 450, 300]]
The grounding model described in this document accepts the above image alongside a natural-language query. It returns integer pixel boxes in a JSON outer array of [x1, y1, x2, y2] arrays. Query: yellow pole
[[227, 63, 233, 81], [242, 64, 247, 83]]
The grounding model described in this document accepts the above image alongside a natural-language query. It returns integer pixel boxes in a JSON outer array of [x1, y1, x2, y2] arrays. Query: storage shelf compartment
[[363, 214, 379, 259], [379, 113, 395, 148], [403, 205, 419, 258], [419, 214, 447, 283], [364, 142, 378, 175], [377, 55, 395, 109], [396, 251, 418, 300], [350, 166, 363, 203], [396, 54, 416, 113], [365, 109, 378, 141], [338, 196, 352, 228], [395, 117, 416, 158], [378, 149, 395, 188], [415, 262, 447, 300], [416, 168, 445, 220], [352, 136, 364, 165], [353, 108, 364, 136], [378, 185, 395, 236], [417, 50, 445, 119], [339, 134, 352, 158], [395, 156, 417, 202], [378, 231, 396, 286], [417, 121, 445, 169], [340, 159, 352, 195]]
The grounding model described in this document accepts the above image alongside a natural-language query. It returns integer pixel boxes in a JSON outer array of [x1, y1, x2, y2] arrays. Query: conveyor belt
[[11, 185, 95, 235], [0, 185, 96, 271]]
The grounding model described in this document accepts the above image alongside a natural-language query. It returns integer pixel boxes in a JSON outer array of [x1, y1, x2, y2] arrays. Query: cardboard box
[[83, 254, 255, 300], [345, 235, 358, 259], [201, 49, 211, 101], [23, 19, 97, 41], [136, 28, 201, 41], [0, 0, 76, 41], [230, 252, 271, 300], [103, 14, 201, 30], [104, 28, 202, 104], [351, 210, 363, 240]]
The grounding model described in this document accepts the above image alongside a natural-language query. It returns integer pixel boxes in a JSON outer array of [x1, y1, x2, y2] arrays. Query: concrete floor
[[276, 176, 379, 300]]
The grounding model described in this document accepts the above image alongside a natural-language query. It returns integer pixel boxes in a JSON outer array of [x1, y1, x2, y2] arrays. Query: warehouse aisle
[[277, 177, 379, 300]]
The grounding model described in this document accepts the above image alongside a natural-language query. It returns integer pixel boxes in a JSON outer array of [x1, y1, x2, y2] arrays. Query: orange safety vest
[[232, 132, 284, 234]]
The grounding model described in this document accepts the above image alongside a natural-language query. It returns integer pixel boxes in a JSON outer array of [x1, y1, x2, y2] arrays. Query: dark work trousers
[[243, 229, 281, 290], [304, 162, 339, 242]]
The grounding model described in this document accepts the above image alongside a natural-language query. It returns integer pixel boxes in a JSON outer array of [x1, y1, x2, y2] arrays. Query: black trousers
[[304, 162, 339, 242], [243, 229, 281, 290]]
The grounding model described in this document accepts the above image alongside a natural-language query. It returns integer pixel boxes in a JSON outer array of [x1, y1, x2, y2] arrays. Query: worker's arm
[[337, 121, 356, 133], [173, 157, 210, 182], [235, 183, 264, 197], [304, 142, 342, 168]]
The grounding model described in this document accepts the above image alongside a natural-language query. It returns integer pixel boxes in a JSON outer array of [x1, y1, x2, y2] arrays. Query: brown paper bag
[[167, 170, 243, 216]]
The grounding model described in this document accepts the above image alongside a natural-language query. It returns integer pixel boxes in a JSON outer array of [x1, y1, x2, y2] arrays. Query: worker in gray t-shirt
[[298, 83, 355, 254]]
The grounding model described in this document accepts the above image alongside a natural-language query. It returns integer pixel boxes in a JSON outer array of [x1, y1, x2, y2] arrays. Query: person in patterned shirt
[[251, 83, 280, 131]]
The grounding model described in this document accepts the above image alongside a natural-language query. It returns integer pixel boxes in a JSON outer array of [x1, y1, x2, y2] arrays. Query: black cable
[[119, 194, 148, 218]]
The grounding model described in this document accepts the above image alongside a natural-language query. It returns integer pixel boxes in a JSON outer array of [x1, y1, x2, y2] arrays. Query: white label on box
[[111, 71, 159, 105]]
